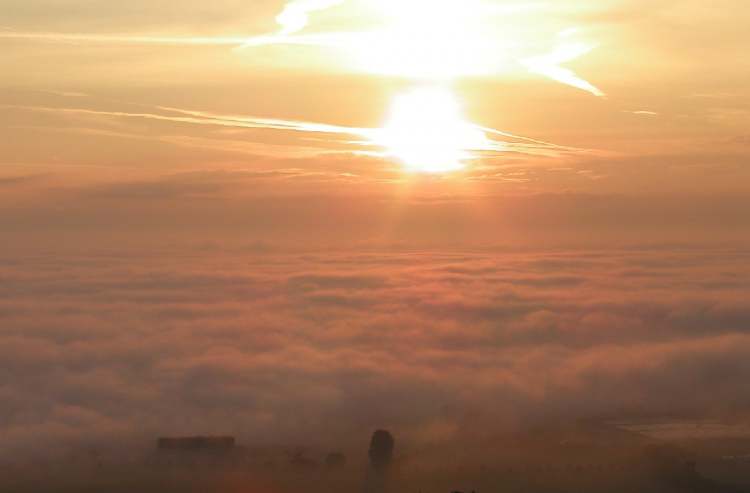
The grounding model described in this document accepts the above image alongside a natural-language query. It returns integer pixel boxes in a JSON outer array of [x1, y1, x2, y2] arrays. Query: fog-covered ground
[[2, 246, 750, 491], [3, 423, 749, 493]]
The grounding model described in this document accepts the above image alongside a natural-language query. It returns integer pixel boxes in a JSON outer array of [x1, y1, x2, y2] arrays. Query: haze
[[1, 1, 750, 492]]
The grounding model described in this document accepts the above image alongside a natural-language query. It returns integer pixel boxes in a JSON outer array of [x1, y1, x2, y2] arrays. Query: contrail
[[1, 104, 369, 136], [523, 41, 605, 97], [237, 1, 605, 97], [0, 31, 249, 45], [2, 6, 605, 98], [4, 103, 582, 159]]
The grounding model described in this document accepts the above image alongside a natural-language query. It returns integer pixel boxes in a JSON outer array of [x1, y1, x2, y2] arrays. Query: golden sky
[[1, 0, 749, 246], [4, 2, 750, 470]]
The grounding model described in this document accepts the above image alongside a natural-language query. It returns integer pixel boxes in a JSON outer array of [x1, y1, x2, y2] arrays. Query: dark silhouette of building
[[642, 444, 745, 493], [365, 430, 395, 493], [155, 436, 238, 467], [368, 430, 395, 472], [157, 436, 236, 451]]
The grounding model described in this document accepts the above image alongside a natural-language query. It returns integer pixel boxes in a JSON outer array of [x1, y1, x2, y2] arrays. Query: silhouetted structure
[[641, 444, 745, 492], [155, 436, 239, 467], [157, 436, 235, 451], [364, 430, 395, 493], [368, 430, 395, 472]]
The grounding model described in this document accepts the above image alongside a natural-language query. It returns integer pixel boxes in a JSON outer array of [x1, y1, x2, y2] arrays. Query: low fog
[[2, 246, 750, 491]]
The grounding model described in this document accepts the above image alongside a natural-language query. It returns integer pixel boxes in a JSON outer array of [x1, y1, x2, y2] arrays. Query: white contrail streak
[[522, 41, 605, 97], [0, 31, 250, 45], [4, 103, 580, 159]]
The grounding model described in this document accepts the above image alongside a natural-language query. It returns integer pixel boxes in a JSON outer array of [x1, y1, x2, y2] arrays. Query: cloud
[[0, 31, 251, 45], [1, 245, 750, 464], [1, 172, 749, 249], [0, 174, 45, 187], [275, 0, 345, 36], [522, 41, 605, 97], [3, 102, 577, 161], [239, 1, 606, 95], [624, 110, 659, 116], [1, 0, 282, 33]]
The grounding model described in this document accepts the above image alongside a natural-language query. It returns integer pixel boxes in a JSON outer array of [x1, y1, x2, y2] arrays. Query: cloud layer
[[2, 246, 750, 462]]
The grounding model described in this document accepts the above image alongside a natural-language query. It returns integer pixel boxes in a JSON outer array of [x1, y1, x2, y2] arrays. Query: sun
[[372, 86, 490, 174]]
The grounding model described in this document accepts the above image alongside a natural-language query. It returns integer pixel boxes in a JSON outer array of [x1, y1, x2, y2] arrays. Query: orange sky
[[3, 2, 750, 470], [1, 0, 749, 247]]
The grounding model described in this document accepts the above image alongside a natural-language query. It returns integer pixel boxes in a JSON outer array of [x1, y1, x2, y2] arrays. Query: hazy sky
[[2, 1, 749, 196], [2, 0, 750, 466], [2, 0, 749, 248]]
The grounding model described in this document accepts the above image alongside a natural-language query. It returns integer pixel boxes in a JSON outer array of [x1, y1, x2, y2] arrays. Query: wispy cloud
[[4, 103, 582, 160], [624, 110, 659, 116], [522, 41, 605, 97], [40, 90, 90, 98], [275, 0, 346, 36], [2, 9, 605, 97], [0, 31, 249, 45], [238, 1, 606, 96]]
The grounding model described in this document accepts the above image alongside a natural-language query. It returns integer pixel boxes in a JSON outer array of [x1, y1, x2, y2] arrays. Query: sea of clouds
[[2, 246, 749, 463]]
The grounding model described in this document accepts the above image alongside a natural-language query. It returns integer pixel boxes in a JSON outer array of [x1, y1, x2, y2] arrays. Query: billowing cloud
[[1, 245, 750, 466]]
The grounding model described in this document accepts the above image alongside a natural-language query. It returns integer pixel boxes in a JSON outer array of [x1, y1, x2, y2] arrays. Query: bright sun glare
[[352, 0, 495, 79], [373, 87, 490, 174], [247, 0, 604, 174]]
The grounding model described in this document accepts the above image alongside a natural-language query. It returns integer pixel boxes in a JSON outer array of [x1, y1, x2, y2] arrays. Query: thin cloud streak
[[1, 29, 604, 97], [238, 1, 606, 96], [4, 103, 580, 160], [239, 32, 605, 97], [625, 110, 659, 116], [276, 0, 346, 36], [0, 31, 251, 45], [523, 41, 605, 97]]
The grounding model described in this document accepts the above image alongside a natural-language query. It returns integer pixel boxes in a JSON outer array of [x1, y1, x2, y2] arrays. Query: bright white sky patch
[[4, 97, 578, 169], [523, 40, 605, 97], [370, 86, 491, 173], [276, 0, 346, 35], [243, 0, 604, 95]]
